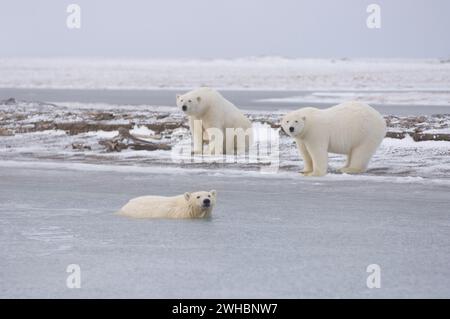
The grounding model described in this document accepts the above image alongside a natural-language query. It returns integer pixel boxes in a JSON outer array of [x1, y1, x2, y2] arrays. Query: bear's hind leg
[[338, 153, 352, 171], [341, 143, 378, 174]]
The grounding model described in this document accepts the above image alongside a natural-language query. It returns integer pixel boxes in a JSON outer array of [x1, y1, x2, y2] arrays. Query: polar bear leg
[[341, 143, 377, 174], [304, 143, 328, 177], [204, 124, 225, 155], [224, 126, 249, 155], [296, 141, 313, 174], [339, 154, 352, 171], [225, 136, 235, 155], [202, 129, 209, 142], [240, 129, 253, 154], [190, 117, 204, 154]]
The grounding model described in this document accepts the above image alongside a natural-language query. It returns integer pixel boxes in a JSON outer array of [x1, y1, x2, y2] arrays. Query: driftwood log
[[71, 143, 92, 151], [99, 127, 171, 152], [410, 132, 450, 142], [24, 121, 185, 135], [0, 128, 14, 136], [386, 131, 450, 142]]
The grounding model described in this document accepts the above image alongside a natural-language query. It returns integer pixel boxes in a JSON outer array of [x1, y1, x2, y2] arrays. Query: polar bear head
[[184, 190, 217, 217], [176, 87, 215, 117], [281, 111, 306, 138]]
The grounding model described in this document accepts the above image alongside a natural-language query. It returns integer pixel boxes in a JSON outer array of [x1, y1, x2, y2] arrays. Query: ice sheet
[[1, 57, 450, 95]]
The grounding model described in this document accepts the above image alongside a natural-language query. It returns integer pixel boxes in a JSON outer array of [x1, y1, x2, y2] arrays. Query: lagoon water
[[0, 164, 449, 298]]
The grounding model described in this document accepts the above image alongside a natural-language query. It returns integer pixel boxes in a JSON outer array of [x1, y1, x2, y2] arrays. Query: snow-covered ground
[[1, 100, 449, 182]]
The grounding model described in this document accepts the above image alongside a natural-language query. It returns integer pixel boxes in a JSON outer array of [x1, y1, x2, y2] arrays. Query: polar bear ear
[[210, 190, 217, 198], [184, 192, 191, 201], [302, 116, 306, 121], [176, 94, 180, 100], [196, 96, 201, 102]]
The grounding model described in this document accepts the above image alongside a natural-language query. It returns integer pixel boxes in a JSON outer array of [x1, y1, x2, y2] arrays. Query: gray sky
[[1, 0, 449, 58]]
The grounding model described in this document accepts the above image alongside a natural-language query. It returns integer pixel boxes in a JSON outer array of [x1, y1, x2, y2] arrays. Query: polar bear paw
[[303, 171, 326, 177]]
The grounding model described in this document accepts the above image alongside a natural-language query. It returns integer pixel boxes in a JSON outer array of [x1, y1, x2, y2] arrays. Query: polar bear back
[[183, 87, 252, 130], [304, 102, 386, 155], [119, 195, 185, 219]]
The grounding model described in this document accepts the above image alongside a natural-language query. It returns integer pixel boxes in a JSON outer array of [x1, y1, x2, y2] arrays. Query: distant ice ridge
[[1, 57, 450, 91], [256, 91, 450, 107]]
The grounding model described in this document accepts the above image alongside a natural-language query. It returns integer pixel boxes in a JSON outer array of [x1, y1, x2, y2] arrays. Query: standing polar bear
[[176, 87, 253, 155], [281, 101, 386, 176], [118, 190, 216, 219]]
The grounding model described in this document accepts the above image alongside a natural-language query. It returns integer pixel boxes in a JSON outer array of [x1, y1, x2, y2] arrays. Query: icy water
[[1, 164, 449, 298], [1, 88, 450, 116]]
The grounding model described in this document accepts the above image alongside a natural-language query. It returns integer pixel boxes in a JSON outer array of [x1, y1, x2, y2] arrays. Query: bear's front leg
[[190, 117, 204, 155], [202, 128, 210, 143], [204, 123, 225, 155], [304, 143, 328, 177], [296, 141, 313, 174], [224, 134, 236, 156]]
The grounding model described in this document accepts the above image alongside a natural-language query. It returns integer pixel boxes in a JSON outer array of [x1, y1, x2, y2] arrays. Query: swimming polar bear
[[176, 87, 252, 155], [281, 101, 386, 176], [118, 190, 216, 219]]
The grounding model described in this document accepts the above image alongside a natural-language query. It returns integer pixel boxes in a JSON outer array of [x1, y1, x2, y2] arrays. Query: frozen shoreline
[[1, 159, 450, 186], [1, 99, 449, 182]]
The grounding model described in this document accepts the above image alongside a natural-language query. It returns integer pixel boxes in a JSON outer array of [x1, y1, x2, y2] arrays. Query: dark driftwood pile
[[385, 131, 450, 142], [98, 127, 171, 152], [9, 117, 184, 135]]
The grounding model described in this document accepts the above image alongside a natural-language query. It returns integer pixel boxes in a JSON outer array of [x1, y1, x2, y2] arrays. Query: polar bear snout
[[202, 198, 211, 207], [289, 126, 295, 132], [190, 190, 217, 212], [182, 105, 187, 112]]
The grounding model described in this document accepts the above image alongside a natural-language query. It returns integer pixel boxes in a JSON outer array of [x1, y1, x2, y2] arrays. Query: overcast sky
[[0, 0, 449, 58]]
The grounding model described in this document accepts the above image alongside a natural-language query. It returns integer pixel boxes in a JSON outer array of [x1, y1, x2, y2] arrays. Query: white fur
[[118, 190, 216, 219], [281, 101, 386, 176], [176, 87, 252, 155]]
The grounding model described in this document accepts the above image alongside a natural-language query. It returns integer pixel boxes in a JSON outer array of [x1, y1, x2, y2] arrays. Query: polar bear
[[281, 101, 386, 176], [176, 87, 252, 155], [118, 190, 216, 219]]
